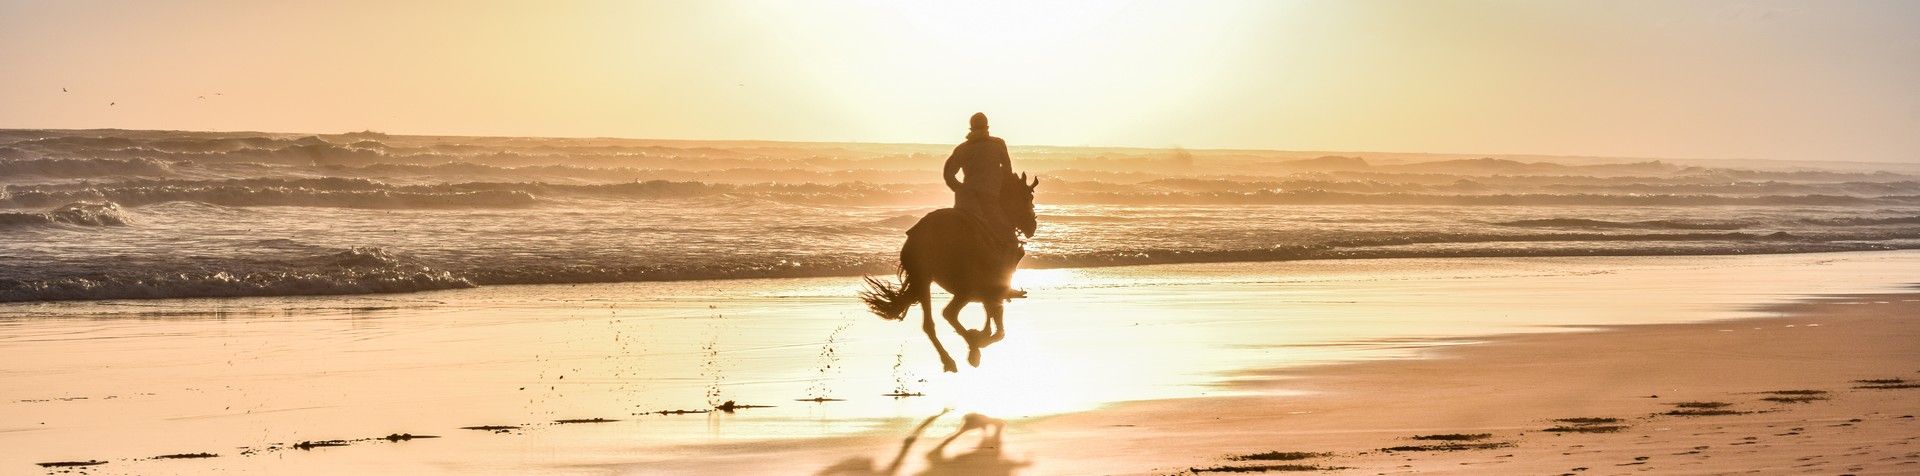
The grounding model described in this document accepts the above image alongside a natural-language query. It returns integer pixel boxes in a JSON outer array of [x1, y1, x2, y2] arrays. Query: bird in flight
[[62, 87, 68, 93], [108, 102, 115, 106]]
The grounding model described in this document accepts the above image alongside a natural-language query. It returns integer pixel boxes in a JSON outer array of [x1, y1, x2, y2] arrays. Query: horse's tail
[[859, 269, 918, 321]]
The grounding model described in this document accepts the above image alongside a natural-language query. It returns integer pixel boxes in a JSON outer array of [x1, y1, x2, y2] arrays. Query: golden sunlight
[[3, 1, 1918, 474]]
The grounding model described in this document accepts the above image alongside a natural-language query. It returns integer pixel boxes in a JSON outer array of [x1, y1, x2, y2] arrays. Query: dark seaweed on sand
[[152, 452, 218, 459], [1547, 417, 1629, 432], [1544, 425, 1628, 433], [1760, 395, 1827, 403], [1381, 442, 1513, 452], [552, 418, 619, 424], [1761, 389, 1828, 395], [36, 460, 106, 468], [1664, 409, 1751, 416], [292, 440, 351, 450], [1852, 378, 1918, 389], [715, 400, 773, 412], [1669, 401, 1733, 409], [653, 409, 712, 415], [1228, 451, 1326, 461], [383, 433, 439, 441], [1554, 417, 1622, 424], [1193, 464, 1345, 473], [1409, 433, 1491, 441]]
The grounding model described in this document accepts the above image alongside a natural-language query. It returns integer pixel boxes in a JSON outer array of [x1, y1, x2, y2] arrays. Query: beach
[[9, 3, 1920, 475], [4, 251, 1916, 475]]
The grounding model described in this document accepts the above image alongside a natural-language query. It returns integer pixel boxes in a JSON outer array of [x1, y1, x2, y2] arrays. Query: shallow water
[[2, 251, 1915, 474]]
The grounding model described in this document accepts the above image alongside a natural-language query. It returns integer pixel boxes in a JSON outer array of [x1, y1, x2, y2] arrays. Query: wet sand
[[656, 292, 1920, 475], [1030, 293, 1920, 475], [2, 252, 1917, 474]]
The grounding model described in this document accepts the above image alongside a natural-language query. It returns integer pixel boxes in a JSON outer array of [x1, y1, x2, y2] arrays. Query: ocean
[[3, 129, 1917, 303]]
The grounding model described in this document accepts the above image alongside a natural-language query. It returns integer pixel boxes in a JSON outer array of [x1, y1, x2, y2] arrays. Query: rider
[[943, 112, 1017, 251]]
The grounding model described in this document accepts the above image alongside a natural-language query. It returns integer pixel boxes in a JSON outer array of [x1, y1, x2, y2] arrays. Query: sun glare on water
[[1010, 268, 1077, 291]]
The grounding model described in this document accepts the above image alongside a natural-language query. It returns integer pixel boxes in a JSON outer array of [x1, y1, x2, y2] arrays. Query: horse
[[860, 172, 1039, 372]]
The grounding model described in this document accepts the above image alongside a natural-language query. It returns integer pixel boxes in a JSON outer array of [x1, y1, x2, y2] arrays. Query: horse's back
[[906, 208, 972, 237], [904, 209, 994, 255]]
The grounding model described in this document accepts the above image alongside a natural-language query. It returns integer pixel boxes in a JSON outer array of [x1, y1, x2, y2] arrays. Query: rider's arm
[[943, 147, 965, 191], [993, 138, 1012, 174]]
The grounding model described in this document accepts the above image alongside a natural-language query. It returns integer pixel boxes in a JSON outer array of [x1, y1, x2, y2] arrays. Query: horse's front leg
[[942, 296, 985, 368], [977, 298, 1007, 348], [923, 299, 957, 373]]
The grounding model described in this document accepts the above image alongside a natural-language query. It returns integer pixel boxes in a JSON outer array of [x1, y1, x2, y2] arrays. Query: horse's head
[[1000, 172, 1039, 238]]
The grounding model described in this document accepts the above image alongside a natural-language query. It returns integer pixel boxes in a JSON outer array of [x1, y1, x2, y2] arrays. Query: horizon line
[[1, 126, 1909, 168]]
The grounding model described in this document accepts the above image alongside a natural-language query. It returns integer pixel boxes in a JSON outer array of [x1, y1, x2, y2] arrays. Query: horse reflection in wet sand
[[815, 411, 1029, 476], [861, 173, 1038, 372]]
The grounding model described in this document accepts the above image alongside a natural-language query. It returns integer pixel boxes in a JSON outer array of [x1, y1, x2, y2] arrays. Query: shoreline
[[7, 246, 1919, 305]]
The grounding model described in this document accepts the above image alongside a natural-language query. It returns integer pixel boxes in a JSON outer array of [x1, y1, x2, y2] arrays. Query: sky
[[1, 0, 1917, 163]]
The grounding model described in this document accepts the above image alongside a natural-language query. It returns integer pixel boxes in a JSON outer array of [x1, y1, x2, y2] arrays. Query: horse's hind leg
[[919, 287, 934, 333], [923, 307, 957, 373], [917, 276, 956, 374]]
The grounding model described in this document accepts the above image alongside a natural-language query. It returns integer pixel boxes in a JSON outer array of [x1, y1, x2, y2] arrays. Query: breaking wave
[[0, 247, 474, 303], [1799, 215, 1920, 226], [1045, 190, 1920, 206], [0, 179, 929, 208], [12, 228, 1919, 303], [1493, 218, 1753, 230], [0, 202, 132, 229], [6, 177, 1918, 209], [2, 181, 537, 209], [0, 157, 174, 179], [1022, 240, 1919, 269]]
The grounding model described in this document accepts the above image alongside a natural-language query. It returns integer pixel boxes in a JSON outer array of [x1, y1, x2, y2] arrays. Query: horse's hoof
[[941, 360, 958, 373], [967, 347, 981, 367]]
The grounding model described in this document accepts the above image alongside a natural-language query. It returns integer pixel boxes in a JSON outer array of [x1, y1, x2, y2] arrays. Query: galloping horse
[[860, 172, 1039, 372]]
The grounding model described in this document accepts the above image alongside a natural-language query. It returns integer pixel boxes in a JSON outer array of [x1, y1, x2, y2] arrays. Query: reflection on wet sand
[[921, 413, 1029, 476], [817, 411, 1030, 476]]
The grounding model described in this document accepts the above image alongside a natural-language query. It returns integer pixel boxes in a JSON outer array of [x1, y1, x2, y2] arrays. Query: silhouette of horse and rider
[[862, 113, 1039, 373]]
